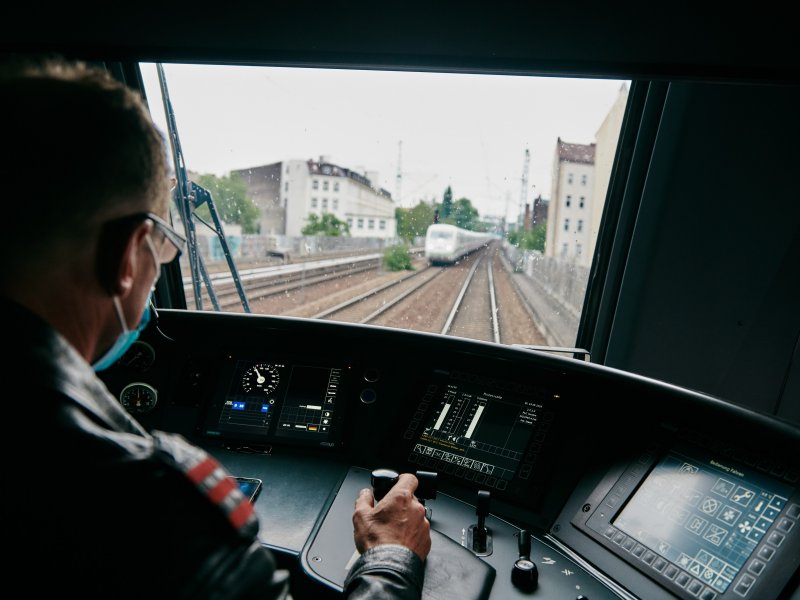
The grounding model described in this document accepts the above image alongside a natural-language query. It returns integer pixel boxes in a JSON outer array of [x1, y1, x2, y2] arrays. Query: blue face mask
[[92, 294, 152, 372]]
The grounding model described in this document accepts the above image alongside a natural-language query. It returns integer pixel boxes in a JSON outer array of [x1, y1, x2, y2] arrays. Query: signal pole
[[396, 140, 403, 205], [520, 148, 530, 230]]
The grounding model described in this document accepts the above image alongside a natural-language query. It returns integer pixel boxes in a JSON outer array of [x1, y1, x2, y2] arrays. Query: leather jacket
[[4, 298, 423, 599]]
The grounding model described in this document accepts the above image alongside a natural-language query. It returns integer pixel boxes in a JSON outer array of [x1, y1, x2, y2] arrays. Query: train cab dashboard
[[101, 308, 800, 600], [6, 5, 797, 599]]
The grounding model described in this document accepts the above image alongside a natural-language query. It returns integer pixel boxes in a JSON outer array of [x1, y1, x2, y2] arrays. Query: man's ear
[[96, 220, 152, 296]]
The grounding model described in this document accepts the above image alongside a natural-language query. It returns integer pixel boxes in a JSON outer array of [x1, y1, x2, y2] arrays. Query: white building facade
[[233, 156, 396, 239], [544, 84, 628, 267], [545, 139, 596, 266]]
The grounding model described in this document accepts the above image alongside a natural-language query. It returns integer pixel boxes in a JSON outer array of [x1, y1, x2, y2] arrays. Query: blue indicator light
[[232, 402, 246, 411], [261, 405, 269, 413]]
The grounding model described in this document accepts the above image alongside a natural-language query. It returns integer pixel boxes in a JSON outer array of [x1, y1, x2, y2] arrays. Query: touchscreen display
[[613, 449, 794, 595], [204, 358, 344, 445]]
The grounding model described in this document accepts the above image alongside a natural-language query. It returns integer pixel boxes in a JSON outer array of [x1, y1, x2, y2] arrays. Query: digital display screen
[[204, 359, 344, 445], [232, 477, 262, 502], [613, 449, 794, 595], [409, 381, 543, 484]]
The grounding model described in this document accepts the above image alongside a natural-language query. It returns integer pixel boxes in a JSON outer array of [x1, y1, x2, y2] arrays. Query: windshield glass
[[140, 63, 630, 352]]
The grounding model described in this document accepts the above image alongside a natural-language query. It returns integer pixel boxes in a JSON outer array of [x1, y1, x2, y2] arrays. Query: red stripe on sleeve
[[207, 475, 237, 504], [228, 498, 255, 529], [186, 457, 219, 484]]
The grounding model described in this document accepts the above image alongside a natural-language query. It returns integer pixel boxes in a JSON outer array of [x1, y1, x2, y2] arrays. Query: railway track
[[187, 253, 384, 311], [185, 242, 547, 346]]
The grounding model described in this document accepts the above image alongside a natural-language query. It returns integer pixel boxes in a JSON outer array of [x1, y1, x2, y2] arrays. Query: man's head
[[0, 56, 171, 286], [0, 56, 178, 364]]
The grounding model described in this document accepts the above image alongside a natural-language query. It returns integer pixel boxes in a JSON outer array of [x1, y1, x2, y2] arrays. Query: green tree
[[194, 172, 260, 233], [301, 212, 351, 236], [450, 197, 480, 230], [506, 222, 547, 252], [440, 186, 453, 219], [396, 201, 436, 241]]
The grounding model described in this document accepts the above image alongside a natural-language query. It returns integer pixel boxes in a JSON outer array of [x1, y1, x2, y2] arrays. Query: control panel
[[303, 467, 626, 599], [572, 438, 799, 600]]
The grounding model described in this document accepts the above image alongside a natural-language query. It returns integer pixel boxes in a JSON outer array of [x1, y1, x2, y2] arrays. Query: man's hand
[[353, 473, 431, 561]]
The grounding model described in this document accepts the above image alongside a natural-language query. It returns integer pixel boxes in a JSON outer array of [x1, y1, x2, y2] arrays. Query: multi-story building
[[591, 84, 628, 253], [545, 84, 628, 266], [545, 139, 596, 265], [232, 156, 396, 238]]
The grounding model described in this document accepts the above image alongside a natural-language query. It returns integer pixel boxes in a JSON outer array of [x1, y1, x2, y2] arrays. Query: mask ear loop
[[142, 230, 178, 343], [146, 285, 179, 343], [112, 296, 130, 335]]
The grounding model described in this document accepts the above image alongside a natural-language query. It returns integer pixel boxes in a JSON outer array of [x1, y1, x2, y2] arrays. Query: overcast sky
[[141, 63, 628, 222]]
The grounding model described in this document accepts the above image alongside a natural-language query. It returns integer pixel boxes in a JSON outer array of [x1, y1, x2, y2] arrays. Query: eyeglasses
[[104, 211, 186, 264], [144, 212, 186, 264]]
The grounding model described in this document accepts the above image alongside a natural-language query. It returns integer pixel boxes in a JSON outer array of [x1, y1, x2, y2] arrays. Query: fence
[[502, 242, 589, 348]]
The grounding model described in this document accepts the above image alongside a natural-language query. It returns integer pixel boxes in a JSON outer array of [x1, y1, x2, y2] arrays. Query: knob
[[371, 468, 399, 502], [512, 529, 538, 591], [511, 557, 538, 591]]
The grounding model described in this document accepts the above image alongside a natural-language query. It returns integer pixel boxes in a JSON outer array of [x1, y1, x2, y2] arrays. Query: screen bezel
[[201, 355, 349, 448], [388, 366, 566, 506], [572, 436, 799, 600]]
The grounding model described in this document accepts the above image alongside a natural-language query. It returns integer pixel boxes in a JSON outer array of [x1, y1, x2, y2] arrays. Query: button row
[[407, 451, 510, 490], [602, 527, 720, 599], [734, 501, 799, 596]]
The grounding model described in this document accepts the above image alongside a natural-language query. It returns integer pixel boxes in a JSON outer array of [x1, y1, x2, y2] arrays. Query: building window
[[576, 243, 583, 256], [581, 174, 587, 185], [561, 243, 568, 257], [357, 218, 364, 229], [577, 219, 584, 232], [579, 196, 585, 208], [566, 195, 572, 208], [323, 181, 329, 191], [333, 199, 339, 210], [312, 180, 319, 190], [322, 198, 328, 209], [379, 220, 386, 230], [567, 173, 573, 184], [311, 197, 318, 208], [347, 218, 353, 228], [284, 182, 289, 192], [564, 218, 570, 232], [285, 165, 289, 174], [368, 219, 375, 229], [333, 182, 339, 192]]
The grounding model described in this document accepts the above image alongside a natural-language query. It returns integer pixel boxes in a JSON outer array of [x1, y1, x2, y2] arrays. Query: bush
[[383, 245, 414, 271]]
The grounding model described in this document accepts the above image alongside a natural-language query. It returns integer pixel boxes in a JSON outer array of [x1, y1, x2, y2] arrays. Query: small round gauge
[[117, 341, 156, 372], [242, 363, 280, 395], [119, 382, 158, 414]]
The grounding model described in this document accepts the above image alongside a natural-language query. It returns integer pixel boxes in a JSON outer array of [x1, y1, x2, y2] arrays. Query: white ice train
[[424, 223, 492, 265]]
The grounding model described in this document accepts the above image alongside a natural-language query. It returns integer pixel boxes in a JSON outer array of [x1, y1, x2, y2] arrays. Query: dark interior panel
[[100, 308, 800, 599]]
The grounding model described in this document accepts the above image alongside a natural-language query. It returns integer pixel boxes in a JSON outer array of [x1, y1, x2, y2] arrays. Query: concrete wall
[[503, 241, 589, 348]]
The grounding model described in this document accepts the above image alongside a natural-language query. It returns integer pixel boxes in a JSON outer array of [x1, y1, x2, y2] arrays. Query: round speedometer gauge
[[119, 382, 158, 414], [242, 363, 280, 395]]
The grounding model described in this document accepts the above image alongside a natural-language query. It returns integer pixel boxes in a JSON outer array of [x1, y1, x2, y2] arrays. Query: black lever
[[415, 470, 437, 520], [471, 490, 491, 554], [371, 468, 399, 503], [511, 529, 538, 591], [414, 470, 438, 504]]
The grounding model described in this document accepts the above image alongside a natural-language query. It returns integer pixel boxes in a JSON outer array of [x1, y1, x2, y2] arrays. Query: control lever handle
[[371, 468, 399, 503], [517, 529, 531, 558], [472, 490, 491, 553], [414, 470, 438, 503]]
